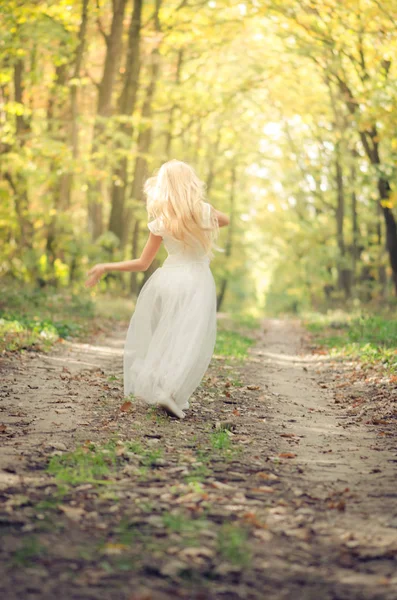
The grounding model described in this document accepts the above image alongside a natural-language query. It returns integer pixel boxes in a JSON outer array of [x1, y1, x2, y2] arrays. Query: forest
[[2, 0, 397, 316], [1, 3, 397, 599]]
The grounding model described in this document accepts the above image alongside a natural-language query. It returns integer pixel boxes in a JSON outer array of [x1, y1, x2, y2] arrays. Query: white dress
[[123, 202, 217, 413]]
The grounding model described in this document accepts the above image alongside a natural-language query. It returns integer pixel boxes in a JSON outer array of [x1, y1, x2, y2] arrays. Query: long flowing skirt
[[124, 261, 217, 410]]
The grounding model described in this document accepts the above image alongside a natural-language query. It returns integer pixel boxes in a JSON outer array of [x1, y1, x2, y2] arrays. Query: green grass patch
[[184, 462, 211, 483], [139, 448, 163, 467], [48, 441, 118, 485], [230, 313, 260, 330], [93, 294, 135, 321], [12, 537, 46, 566], [162, 513, 207, 534], [47, 440, 163, 487], [0, 315, 82, 352], [215, 329, 254, 360], [124, 441, 144, 454], [210, 430, 232, 451], [217, 524, 251, 566], [306, 313, 397, 373], [0, 284, 95, 352]]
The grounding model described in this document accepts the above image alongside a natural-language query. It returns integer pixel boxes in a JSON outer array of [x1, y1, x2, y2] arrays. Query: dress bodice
[[148, 202, 212, 266]]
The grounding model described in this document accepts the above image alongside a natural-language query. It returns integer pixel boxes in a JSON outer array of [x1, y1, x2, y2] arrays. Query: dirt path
[[250, 320, 397, 593], [1, 319, 396, 600], [0, 326, 125, 474]]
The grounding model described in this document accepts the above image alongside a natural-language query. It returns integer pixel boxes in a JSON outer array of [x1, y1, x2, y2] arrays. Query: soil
[[0, 318, 396, 600]]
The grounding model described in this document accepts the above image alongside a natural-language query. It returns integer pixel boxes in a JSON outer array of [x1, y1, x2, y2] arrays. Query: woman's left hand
[[85, 264, 107, 288]]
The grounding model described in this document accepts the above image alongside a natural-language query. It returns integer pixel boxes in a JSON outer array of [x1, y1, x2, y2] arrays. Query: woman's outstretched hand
[[85, 264, 107, 288]]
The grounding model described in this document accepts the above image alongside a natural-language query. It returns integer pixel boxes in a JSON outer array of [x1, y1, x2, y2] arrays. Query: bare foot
[[157, 397, 185, 419]]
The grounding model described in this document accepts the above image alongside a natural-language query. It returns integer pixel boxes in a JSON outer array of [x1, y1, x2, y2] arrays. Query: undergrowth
[[0, 285, 95, 352], [214, 328, 254, 360], [306, 313, 397, 374]]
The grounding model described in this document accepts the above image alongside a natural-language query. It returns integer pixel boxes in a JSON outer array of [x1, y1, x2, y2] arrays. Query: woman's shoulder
[[148, 217, 165, 237]]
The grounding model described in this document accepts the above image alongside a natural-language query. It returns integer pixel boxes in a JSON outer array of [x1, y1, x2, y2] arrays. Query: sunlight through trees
[[1, 0, 397, 312]]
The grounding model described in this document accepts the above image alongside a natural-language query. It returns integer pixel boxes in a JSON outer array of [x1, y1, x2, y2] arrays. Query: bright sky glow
[[307, 146, 319, 160], [306, 174, 317, 191], [273, 181, 283, 193], [259, 139, 283, 157], [246, 164, 269, 179], [263, 122, 282, 137]]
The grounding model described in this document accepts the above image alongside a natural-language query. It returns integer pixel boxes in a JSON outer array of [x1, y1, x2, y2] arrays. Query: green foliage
[[48, 441, 118, 485], [0, 284, 94, 352], [210, 430, 231, 451], [306, 313, 397, 373], [162, 513, 207, 534], [215, 328, 254, 359], [47, 439, 165, 488], [217, 524, 251, 566], [231, 314, 260, 330], [2, 0, 397, 313], [0, 316, 58, 352], [139, 448, 163, 468], [12, 537, 46, 567], [184, 462, 210, 483], [124, 441, 144, 454]]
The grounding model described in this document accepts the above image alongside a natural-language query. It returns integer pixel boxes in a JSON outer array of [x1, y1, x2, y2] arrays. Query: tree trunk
[[217, 166, 236, 310], [337, 78, 397, 293], [350, 157, 359, 285], [165, 49, 184, 159], [108, 0, 143, 242], [127, 0, 163, 292], [88, 0, 128, 239], [129, 220, 141, 295], [378, 178, 397, 292], [126, 48, 161, 242], [127, 52, 161, 288], [6, 59, 34, 248], [46, 1, 89, 270], [205, 129, 221, 199], [335, 145, 351, 298], [60, 0, 90, 210]]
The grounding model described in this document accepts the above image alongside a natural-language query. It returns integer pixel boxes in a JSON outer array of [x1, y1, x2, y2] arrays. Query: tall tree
[[108, 0, 144, 242], [87, 0, 128, 239]]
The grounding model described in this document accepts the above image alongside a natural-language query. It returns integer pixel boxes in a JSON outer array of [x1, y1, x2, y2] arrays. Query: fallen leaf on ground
[[251, 486, 275, 494], [58, 505, 86, 522], [102, 543, 128, 555], [128, 591, 153, 600], [256, 472, 278, 481], [179, 547, 214, 560], [279, 452, 297, 459], [160, 559, 188, 577], [243, 512, 268, 527]]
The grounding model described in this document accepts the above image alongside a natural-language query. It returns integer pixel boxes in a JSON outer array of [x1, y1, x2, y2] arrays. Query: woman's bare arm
[[212, 206, 230, 227], [85, 233, 162, 288]]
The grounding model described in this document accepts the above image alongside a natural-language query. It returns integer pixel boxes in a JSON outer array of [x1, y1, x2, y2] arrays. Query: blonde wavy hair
[[144, 160, 218, 254]]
